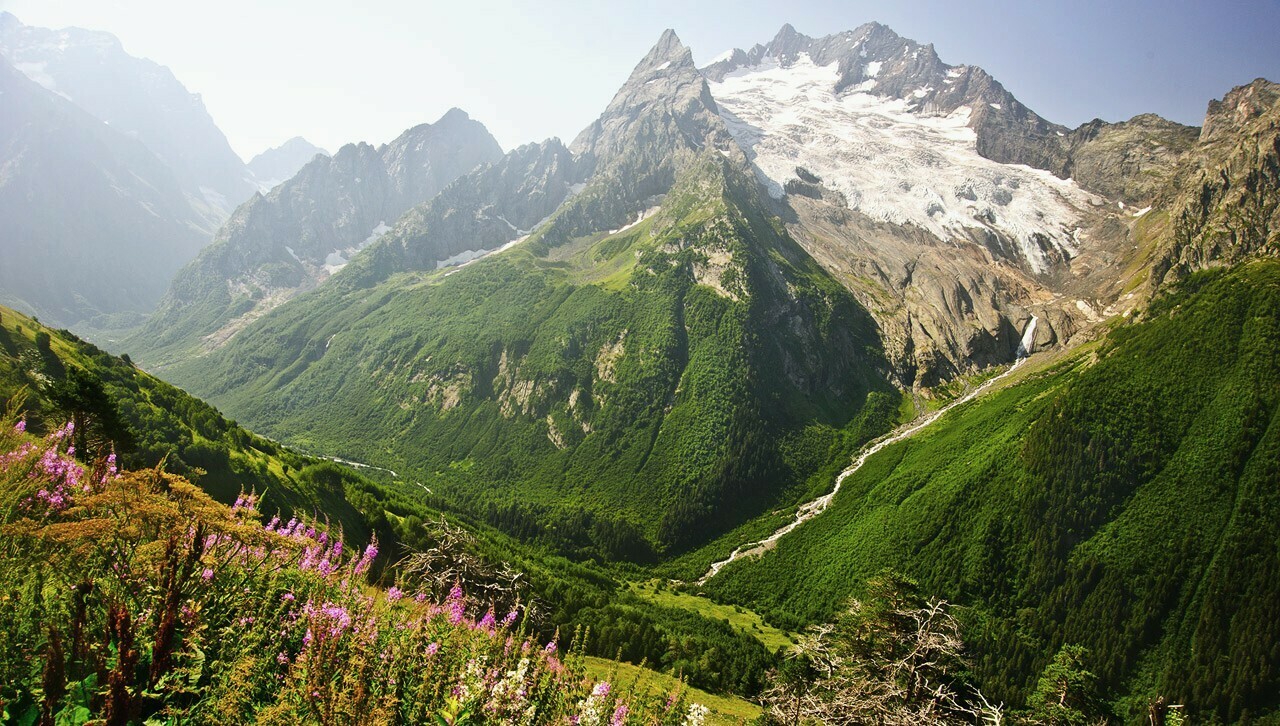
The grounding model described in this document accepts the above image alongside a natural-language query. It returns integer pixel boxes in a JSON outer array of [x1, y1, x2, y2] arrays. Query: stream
[[698, 317, 1038, 584]]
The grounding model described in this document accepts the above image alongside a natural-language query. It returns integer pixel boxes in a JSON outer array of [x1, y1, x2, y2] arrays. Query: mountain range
[[0, 15, 1277, 722]]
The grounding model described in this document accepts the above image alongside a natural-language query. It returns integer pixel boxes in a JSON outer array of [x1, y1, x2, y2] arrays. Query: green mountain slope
[[702, 260, 1280, 722], [0, 305, 783, 699], [0, 305, 379, 539], [169, 153, 899, 556]]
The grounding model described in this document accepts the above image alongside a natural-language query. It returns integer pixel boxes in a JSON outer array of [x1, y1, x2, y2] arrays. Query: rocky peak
[[1201, 78, 1280, 143]]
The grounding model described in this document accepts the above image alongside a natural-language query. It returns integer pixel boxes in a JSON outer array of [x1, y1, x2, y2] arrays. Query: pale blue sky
[[4, 0, 1278, 160]]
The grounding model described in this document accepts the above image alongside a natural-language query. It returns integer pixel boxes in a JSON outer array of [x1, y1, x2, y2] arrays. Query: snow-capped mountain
[[699, 23, 1201, 383], [248, 137, 330, 192], [710, 51, 1097, 274], [0, 12, 258, 222]]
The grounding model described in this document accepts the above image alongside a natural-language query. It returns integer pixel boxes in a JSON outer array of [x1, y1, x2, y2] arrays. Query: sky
[[4, 0, 1279, 161]]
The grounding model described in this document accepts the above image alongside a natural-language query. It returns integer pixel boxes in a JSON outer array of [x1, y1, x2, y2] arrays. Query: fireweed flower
[[387, 587, 404, 602], [14, 420, 25, 432], [201, 568, 214, 581], [611, 704, 629, 725]]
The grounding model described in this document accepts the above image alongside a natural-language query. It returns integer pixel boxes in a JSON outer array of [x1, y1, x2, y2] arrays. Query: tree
[[759, 572, 1003, 725], [1024, 644, 1109, 725]]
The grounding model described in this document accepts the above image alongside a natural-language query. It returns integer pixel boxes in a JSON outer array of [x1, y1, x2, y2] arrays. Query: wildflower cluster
[[0, 420, 117, 514], [0, 420, 705, 724]]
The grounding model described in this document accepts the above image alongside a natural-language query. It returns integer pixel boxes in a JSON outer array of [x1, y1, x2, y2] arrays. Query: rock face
[[699, 23, 1209, 386], [351, 28, 743, 287], [247, 138, 330, 191], [130, 109, 503, 367], [1149, 79, 1280, 288], [0, 58, 210, 327], [0, 12, 257, 222]]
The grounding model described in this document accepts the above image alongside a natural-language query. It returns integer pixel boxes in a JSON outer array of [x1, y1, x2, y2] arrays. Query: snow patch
[[709, 53, 1096, 274], [324, 221, 391, 274], [864, 60, 882, 77], [654, 60, 672, 71], [606, 206, 660, 235], [709, 49, 736, 65], [989, 102, 1002, 110]]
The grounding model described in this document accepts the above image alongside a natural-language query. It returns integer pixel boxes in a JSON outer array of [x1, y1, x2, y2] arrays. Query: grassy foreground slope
[[705, 261, 1280, 723]]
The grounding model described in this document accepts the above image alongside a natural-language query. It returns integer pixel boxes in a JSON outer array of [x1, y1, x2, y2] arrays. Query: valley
[[0, 7, 1277, 724]]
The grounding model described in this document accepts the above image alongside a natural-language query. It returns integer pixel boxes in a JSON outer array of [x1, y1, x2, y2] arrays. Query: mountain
[[0, 57, 210, 328], [1149, 78, 1280, 288], [128, 108, 503, 368], [105, 23, 1280, 718], [703, 23, 1201, 385], [0, 304, 373, 538], [247, 136, 330, 190], [0, 11, 257, 220], [0, 302, 779, 705], [155, 30, 900, 558]]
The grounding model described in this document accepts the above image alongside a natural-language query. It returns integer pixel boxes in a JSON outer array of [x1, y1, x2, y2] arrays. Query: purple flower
[[387, 586, 404, 602], [502, 610, 519, 627], [593, 681, 611, 697], [426, 642, 439, 657], [544, 641, 557, 654], [14, 420, 25, 433], [611, 704, 629, 725], [201, 568, 214, 581]]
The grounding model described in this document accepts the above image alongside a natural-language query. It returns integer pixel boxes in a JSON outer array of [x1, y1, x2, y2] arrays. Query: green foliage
[[1025, 645, 1108, 725], [0, 305, 373, 541], [0, 431, 704, 724], [705, 261, 1280, 722], [163, 153, 895, 558], [0, 306, 781, 701]]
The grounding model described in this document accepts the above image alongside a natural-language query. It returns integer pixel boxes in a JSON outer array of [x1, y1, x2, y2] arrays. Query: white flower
[[683, 703, 710, 726]]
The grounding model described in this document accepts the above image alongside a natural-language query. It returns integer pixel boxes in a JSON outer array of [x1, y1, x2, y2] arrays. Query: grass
[[630, 580, 794, 653], [582, 656, 763, 725]]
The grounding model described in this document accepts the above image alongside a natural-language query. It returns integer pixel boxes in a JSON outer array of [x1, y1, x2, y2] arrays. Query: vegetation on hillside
[[0, 419, 718, 724], [703, 261, 1280, 722], [165, 155, 898, 557], [0, 306, 779, 703]]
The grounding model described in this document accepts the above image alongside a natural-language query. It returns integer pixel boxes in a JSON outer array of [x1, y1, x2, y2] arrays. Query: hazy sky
[[5, 0, 1278, 161]]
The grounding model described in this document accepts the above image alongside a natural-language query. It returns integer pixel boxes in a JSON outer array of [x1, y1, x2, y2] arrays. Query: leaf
[[53, 705, 91, 726]]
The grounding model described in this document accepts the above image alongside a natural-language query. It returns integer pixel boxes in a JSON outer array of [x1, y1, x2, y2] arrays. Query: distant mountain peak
[[247, 137, 330, 190], [633, 28, 694, 75]]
